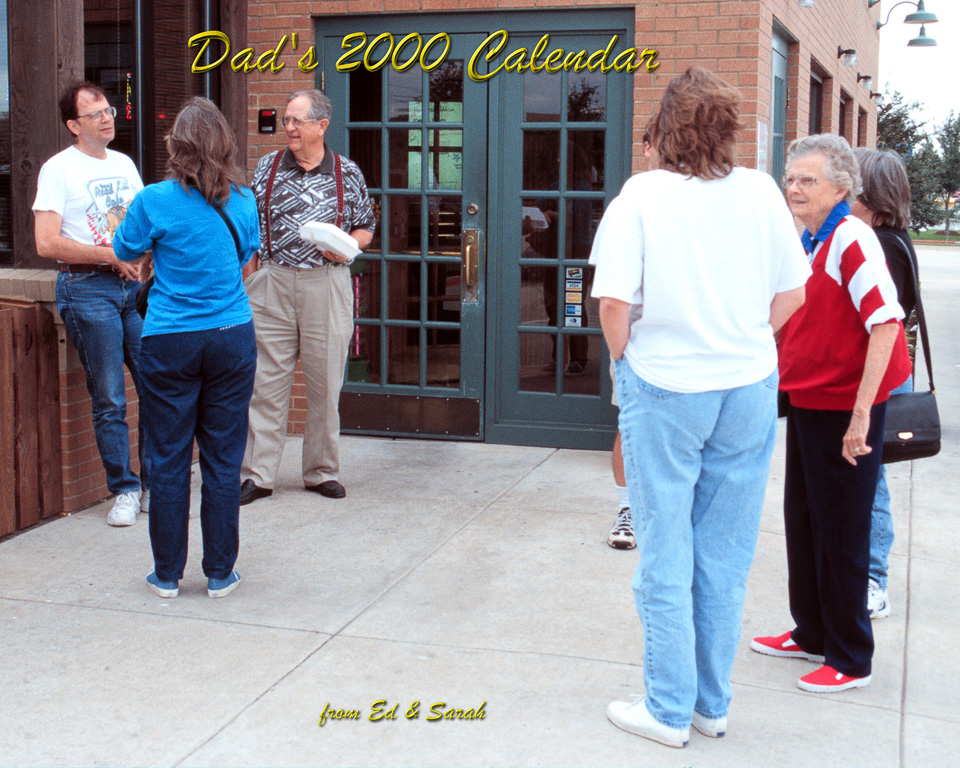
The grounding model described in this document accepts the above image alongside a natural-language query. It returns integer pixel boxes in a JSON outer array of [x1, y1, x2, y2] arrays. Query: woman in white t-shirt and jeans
[[590, 68, 811, 748]]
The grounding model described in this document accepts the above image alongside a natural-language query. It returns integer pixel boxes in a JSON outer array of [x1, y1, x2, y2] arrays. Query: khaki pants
[[241, 261, 354, 487]]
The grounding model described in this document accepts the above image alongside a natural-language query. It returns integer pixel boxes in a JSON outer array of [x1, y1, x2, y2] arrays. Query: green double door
[[319, 10, 633, 448]]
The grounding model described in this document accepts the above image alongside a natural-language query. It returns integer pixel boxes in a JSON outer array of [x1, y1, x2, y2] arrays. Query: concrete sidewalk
[[1, 427, 958, 767], [3, 245, 959, 766]]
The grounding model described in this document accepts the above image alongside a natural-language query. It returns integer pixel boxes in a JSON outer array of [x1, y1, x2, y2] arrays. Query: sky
[[877, 0, 959, 133]]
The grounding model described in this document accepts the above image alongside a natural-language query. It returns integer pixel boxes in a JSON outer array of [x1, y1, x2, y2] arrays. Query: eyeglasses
[[281, 116, 322, 129], [75, 106, 117, 122], [784, 174, 819, 189]]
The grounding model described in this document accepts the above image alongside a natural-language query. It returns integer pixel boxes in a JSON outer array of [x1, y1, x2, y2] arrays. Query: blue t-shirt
[[114, 180, 259, 337]]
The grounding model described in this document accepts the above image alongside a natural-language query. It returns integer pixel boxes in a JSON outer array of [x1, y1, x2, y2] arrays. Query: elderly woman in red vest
[[752, 134, 911, 693]]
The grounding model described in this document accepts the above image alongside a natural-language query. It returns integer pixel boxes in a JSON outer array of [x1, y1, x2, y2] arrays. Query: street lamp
[[870, 0, 939, 30]]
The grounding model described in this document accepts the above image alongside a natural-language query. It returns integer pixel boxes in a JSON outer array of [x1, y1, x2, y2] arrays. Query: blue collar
[[801, 201, 850, 253]]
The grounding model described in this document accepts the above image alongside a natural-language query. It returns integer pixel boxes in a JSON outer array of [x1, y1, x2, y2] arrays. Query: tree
[[934, 112, 960, 234], [877, 88, 940, 232]]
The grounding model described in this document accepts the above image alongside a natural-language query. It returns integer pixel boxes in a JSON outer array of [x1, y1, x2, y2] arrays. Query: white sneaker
[[606, 696, 689, 748], [692, 710, 727, 738], [868, 579, 890, 619], [140, 490, 150, 514], [107, 491, 140, 527], [607, 507, 637, 550]]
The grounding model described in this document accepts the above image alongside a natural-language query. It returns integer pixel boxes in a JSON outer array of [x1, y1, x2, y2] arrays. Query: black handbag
[[882, 237, 940, 464], [135, 198, 243, 319]]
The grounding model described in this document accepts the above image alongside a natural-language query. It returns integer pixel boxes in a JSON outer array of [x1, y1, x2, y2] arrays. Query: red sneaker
[[750, 631, 825, 662], [798, 665, 871, 693]]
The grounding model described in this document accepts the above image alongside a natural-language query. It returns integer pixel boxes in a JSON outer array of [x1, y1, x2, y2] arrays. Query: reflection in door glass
[[521, 198, 559, 259], [388, 196, 422, 254], [350, 128, 382, 189], [389, 67, 423, 121], [565, 199, 603, 260], [348, 324, 381, 384], [426, 196, 462, 256], [427, 329, 460, 387], [427, 262, 462, 324], [562, 334, 601, 395], [350, 67, 381, 122], [352, 258, 381, 319], [568, 131, 605, 191], [388, 129, 422, 189], [523, 70, 561, 122], [427, 130, 463, 190], [388, 260, 421, 320], [428, 62, 464, 121], [523, 130, 560, 190], [388, 326, 419, 386], [518, 332, 556, 393], [519, 266, 559, 326], [567, 73, 606, 122]]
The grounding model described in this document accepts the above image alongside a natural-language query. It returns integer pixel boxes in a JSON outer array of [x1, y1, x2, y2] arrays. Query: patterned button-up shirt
[[252, 145, 376, 268]]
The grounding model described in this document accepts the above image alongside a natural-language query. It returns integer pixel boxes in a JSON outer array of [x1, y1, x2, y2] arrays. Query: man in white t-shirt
[[33, 81, 150, 527]]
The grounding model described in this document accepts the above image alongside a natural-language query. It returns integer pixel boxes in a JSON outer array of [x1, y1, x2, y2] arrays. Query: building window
[[0, 0, 11, 264], [84, 0, 216, 184], [838, 91, 850, 142], [809, 75, 823, 135], [857, 107, 867, 147]]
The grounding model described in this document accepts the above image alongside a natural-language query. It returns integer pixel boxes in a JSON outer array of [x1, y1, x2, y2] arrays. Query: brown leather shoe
[[305, 480, 346, 499]]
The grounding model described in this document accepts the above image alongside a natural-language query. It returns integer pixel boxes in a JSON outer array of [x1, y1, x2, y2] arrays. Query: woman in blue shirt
[[114, 97, 259, 600]]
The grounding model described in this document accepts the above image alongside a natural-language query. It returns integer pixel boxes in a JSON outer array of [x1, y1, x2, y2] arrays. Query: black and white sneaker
[[607, 507, 636, 550]]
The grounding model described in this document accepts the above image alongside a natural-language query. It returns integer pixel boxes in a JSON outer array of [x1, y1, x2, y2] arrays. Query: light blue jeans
[[869, 374, 913, 589], [615, 359, 778, 729]]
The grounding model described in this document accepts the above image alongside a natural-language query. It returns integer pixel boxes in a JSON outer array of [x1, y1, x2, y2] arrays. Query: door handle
[[462, 229, 479, 304]]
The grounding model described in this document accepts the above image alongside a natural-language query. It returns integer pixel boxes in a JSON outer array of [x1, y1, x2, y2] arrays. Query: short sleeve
[[589, 193, 644, 306], [33, 161, 67, 216]]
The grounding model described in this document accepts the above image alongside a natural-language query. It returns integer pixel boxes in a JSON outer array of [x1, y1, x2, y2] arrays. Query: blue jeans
[[140, 322, 257, 581], [56, 271, 149, 494], [615, 359, 778, 728], [869, 375, 913, 589]]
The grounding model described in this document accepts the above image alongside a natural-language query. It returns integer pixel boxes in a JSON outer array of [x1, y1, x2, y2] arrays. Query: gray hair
[[785, 134, 861, 203], [853, 148, 911, 231], [287, 89, 331, 122]]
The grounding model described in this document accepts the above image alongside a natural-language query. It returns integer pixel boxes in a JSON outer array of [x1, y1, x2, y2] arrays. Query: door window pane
[[427, 261, 461, 323], [524, 70, 561, 122], [427, 129, 463, 190], [388, 196, 421, 254], [521, 198, 559, 259], [0, 0, 9, 262], [523, 130, 560, 191], [348, 325, 381, 384], [388, 261, 421, 320], [520, 266, 558, 326], [567, 72, 606, 122], [568, 131, 605, 192], [388, 326, 419, 385], [352, 258, 381, 319], [565, 199, 603, 260], [519, 332, 557, 393], [350, 128, 382, 189], [427, 328, 459, 387], [350, 67, 381, 122], [426, 196, 461, 256], [561, 334, 600, 394], [428, 61, 464, 122], [389, 128, 423, 189], [389, 67, 422, 121]]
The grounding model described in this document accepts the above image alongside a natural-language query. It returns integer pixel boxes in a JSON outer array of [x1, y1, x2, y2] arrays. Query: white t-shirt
[[590, 167, 811, 393], [32, 146, 143, 254]]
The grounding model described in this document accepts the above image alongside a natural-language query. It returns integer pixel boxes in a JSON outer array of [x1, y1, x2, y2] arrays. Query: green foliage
[[877, 89, 927, 153], [935, 112, 960, 233]]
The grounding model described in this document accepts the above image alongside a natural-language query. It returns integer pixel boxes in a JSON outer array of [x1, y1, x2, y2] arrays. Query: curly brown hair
[[165, 97, 247, 205], [650, 68, 742, 180]]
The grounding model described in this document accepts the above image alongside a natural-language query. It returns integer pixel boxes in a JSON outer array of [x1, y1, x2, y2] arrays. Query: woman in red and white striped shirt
[[751, 134, 911, 694]]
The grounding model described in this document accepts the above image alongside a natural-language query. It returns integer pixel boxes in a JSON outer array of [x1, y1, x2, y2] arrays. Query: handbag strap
[[211, 199, 243, 261], [893, 233, 934, 392], [262, 150, 285, 260]]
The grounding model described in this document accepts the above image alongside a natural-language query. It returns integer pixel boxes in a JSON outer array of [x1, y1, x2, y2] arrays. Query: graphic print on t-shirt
[[86, 176, 136, 245]]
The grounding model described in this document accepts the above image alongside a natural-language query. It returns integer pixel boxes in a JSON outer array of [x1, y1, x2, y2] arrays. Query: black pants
[[784, 402, 886, 678]]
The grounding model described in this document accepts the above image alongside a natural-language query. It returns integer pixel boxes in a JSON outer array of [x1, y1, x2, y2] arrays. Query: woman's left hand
[[842, 410, 871, 466]]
